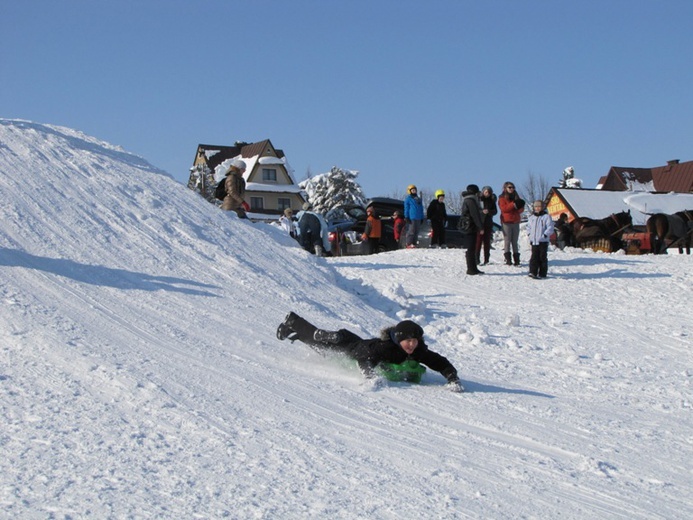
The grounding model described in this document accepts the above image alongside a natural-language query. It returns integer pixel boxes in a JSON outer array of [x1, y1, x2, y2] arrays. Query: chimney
[[667, 159, 680, 166]]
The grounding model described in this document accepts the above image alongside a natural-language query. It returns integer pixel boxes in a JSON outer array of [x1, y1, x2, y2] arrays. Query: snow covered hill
[[1, 119, 691, 519]]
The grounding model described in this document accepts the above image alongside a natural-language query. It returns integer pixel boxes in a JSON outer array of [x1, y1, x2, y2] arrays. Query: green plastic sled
[[376, 359, 426, 383]]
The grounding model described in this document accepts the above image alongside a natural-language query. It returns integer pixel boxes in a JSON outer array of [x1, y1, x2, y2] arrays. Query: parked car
[[326, 198, 404, 256]]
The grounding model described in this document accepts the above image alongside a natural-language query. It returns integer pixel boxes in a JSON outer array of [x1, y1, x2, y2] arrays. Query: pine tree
[[299, 166, 367, 214]]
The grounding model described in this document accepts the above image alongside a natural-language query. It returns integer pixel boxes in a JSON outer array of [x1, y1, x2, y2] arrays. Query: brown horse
[[571, 210, 633, 251], [646, 210, 693, 254]]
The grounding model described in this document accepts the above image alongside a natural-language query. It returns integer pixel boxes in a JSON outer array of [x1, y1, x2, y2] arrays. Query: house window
[[262, 168, 277, 182], [250, 197, 264, 210], [278, 198, 291, 211]]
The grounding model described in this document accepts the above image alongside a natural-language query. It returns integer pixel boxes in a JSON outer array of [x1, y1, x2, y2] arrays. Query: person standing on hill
[[426, 190, 448, 248], [279, 208, 296, 239], [498, 181, 525, 266], [362, 206, 382, 255], [221, 159, 249, 218], [403, 184, 424, 248], [476, 186, 498, 265], [459, 184, 485, 275]]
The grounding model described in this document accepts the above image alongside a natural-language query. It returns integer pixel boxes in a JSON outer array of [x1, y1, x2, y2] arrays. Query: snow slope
[[1, 119, 691, 519]]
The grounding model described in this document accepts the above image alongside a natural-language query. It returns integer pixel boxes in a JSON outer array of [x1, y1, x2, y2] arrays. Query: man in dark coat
[[459, 184, 485, 275], [426, 189, 448, 248], [276, 312, 464, 392]]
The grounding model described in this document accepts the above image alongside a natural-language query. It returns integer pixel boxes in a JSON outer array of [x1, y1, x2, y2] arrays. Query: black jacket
[[459, 193, 484, 234], [426, 199, 447, 222]]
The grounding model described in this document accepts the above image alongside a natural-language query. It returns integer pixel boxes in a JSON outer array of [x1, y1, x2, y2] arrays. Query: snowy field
[[1, 119, 691, 519]]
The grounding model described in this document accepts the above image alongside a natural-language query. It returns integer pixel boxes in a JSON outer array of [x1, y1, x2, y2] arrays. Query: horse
[[646, 210, 693, 254], [570, 210, 633, 251]]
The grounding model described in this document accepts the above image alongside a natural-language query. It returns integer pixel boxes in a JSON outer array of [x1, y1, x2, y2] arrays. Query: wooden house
[[597, 159, 693, 193], [187, 139, 305, 217]]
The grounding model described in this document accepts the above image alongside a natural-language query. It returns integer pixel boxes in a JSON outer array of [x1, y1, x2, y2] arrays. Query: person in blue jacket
[[527, 200, 555, 279], [403, 184, 424, 248]]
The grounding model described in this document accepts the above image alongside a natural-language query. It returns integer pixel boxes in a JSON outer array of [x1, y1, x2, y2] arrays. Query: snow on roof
[[213, 154, 297, 184], [556, 189, 693, 226], [245, 182, 303, 194], [623, 192, 693, 215]]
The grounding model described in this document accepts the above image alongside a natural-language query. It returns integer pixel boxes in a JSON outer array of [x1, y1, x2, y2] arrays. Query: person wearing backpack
[[221, 159, 248, 218], [459, 184, 485, 275]]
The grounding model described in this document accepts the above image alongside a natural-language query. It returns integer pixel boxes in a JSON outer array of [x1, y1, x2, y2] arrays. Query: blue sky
[[2, 0, 692, 199]]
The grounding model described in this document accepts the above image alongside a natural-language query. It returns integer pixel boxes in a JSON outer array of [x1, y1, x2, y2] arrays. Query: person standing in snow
[[459, 184, 485, 275], [426, 190, 448, 248], [276, 312, 464, 392], [361, 206, 382, 255], [475, 186, 497, 265], [393, 210, 406, 248], [403, 184, 424, 248], [296, 203, 330, 256], [279, 208, 296, 239], [527, 200, 554, 279], [498, 181, 525, 266], [221, 159, 249, 218]]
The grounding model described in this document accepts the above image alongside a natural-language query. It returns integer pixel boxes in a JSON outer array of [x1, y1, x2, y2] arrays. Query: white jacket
[[527, 211, 554, 245]]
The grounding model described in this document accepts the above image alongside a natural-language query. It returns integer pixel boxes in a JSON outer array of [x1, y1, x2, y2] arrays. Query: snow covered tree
[[187, 163, 218, 204], [299, 166, 367, 214]]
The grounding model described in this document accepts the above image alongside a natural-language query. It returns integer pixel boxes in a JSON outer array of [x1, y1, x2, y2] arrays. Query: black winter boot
[[466, 249, 484, 275], [276, 312, 299, 340], [504, 252, 512, 265], [513, 253, 521, 266]]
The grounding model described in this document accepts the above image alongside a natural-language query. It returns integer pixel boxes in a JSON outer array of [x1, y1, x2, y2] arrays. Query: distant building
[[596, 159, 693, 193], [187, 139, 305, 217]]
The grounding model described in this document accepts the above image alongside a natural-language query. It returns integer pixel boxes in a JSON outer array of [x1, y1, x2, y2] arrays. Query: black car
[[417, 215, 501, 248], [326, 198, 404, 256]]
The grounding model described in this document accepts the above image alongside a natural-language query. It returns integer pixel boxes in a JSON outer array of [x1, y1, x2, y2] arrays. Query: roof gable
[[602, 161, 693, 193]]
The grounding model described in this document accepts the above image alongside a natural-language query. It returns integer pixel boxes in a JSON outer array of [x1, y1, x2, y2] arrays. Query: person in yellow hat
[[426, 189, 447, 248]]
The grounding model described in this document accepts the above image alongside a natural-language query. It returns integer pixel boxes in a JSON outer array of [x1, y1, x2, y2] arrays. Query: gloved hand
[[362, 233, 368, 241], [442, 368, 464, 392], [406, 218, 412, 224], [241, 201, 250, 211]]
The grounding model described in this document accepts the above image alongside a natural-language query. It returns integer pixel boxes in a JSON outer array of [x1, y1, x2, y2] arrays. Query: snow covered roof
[[552, 188, 693, 226]]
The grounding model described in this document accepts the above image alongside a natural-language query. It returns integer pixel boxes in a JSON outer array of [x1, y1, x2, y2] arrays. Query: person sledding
[[276, 313, 464, 392]]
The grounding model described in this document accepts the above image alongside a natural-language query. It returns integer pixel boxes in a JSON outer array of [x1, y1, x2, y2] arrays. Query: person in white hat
[[221, 159, 248, 217]]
